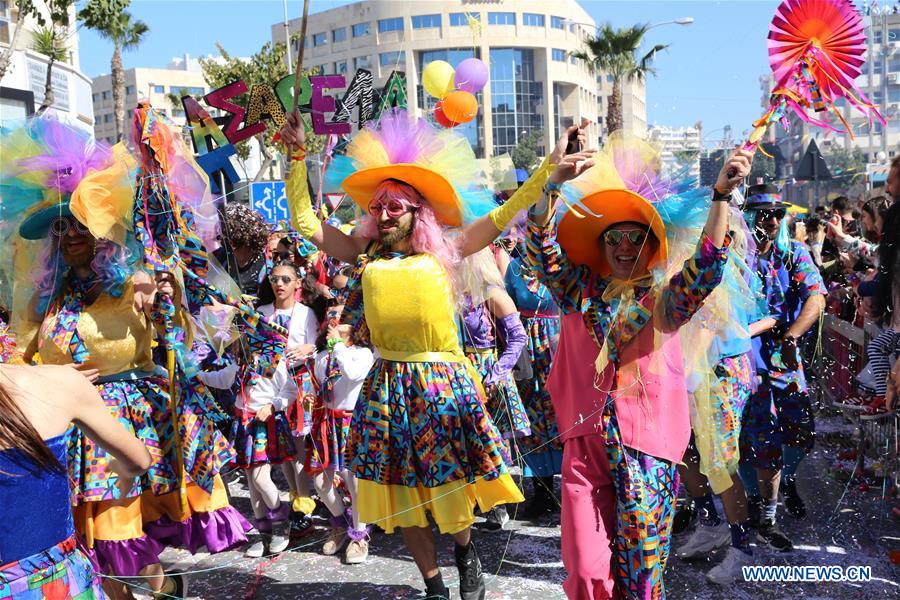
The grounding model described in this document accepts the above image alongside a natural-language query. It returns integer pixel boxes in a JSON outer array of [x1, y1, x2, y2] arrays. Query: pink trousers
[[561, 434, 618, 600]]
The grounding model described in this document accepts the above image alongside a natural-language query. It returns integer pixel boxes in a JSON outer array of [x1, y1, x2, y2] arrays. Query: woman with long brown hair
[[0, 363, 150, 599]]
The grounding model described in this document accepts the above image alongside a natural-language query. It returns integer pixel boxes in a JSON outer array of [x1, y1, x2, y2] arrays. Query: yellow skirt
[[357, 473, 524, 534]]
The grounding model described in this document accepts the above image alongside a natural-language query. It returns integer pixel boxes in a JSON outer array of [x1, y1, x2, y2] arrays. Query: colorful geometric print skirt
[[308, 408, 354, 473], [0, 535, 103, 600], [465, 348, 531, 439], [67, 376, 235, 502], [349, 357, 524, 534], [517, 315, 563, 476], [231, 411, 298, 468]]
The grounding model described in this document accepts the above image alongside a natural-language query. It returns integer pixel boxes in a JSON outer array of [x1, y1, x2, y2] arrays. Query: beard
[[62, 245, 94, 269], [379, 219, 413, 246]]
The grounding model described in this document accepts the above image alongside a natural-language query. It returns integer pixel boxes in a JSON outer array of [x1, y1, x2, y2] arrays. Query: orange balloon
[[440, 90, 477, 124]]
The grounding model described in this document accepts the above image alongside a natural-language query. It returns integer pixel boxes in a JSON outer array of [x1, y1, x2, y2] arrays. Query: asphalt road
[[130, 412, 899, 600]]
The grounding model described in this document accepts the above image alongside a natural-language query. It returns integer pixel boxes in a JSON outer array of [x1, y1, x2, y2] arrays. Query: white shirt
[[199, 302, 320, 413], [313, 343, 375, 411]]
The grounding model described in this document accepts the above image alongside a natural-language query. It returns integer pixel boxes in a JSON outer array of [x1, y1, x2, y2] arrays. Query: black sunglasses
[[603, 229, 648, 247], [757, 209, 786, 221]]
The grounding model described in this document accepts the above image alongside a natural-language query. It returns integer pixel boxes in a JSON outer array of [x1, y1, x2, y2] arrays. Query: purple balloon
[[454, 58, 489, 94]]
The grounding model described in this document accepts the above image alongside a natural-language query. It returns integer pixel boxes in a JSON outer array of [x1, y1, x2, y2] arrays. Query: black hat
[[743, 183, 790, 211]]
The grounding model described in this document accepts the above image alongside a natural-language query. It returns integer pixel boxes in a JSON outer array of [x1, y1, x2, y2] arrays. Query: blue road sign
[[249, 181, 288, 224]]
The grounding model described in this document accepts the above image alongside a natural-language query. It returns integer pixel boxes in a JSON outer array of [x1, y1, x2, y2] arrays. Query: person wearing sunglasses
[[281, 108, 592, 600], [526, 135, 752, 599], [737, 183, 826, 553], [206, 261, 319, 557], [8, 117, 251, 600]]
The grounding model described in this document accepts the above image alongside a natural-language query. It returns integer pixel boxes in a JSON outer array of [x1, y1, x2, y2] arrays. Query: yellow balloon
[[422, 60, 456, 99]]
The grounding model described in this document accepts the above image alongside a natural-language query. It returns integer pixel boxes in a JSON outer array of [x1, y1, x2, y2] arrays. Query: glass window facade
[[417, 48, 483, 156], [354, 55, 371, 70], [352, 22, 370, 37], [335, 60, 348, 74], [125, 85, 135, 96], [488, 12, 515, 26], [151, 86, 164, 94], [378, 17, 403, 33], [449, 12, 479, 26], [523, 13, 545, 27], [333, 28, 347, 43], [412, 14, 440, 29], [552, 49, 566, 62], [380, 51, 405, 66], [551, 16, 565, 30], [313, 32, 327, 46], [490, 48, 544, 156]]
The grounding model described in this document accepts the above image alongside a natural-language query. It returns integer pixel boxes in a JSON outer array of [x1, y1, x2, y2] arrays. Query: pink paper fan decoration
[[743, 0, 884, 150], [768, 0, 866, 98]]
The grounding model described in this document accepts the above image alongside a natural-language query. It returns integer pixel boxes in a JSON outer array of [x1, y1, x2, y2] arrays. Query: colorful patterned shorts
[[0, 535, 103, 600], [466, 348, 531, 439], [349, 358, 512, 488], [231, 411, 298, 469], [739, 374, 815, 471], [309, 408, 354, 473], [689, 353, 754, 489]]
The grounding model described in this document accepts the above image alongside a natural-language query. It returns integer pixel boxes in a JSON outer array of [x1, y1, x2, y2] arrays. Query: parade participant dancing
[[526, 134, 752, 599], [458, 247, 530, 531], [281, 109, 590, 600], [201, 260, 317, 557], [674, 215, 759, 583], [259, 260, 320, 537], [0, 363, 150, 600], [738, 183, 825, 551], [311, 321, 375, 564], [3, 118, 250, 600], [504, 247, 563, 519]]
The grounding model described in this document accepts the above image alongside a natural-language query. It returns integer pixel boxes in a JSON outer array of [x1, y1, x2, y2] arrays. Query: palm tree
[[571, 23, 667, 135], [79, 3, 148, 140], [30, 25, 69, 111]]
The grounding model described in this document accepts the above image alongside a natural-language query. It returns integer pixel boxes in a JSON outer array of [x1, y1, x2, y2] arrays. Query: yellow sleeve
[[488, 157, 555, 231], [285, 151, 322, 238]]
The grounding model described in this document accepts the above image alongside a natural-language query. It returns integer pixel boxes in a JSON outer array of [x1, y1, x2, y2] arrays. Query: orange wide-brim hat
[[557, 189, 668, 277], [341, 164, 463, 227]]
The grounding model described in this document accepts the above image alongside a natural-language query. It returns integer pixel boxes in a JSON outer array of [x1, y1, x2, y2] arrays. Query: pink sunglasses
[[368, 197, 420, 218]]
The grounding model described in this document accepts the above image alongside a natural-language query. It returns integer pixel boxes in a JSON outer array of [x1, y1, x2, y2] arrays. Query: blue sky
[[78, 0, 783, 142]]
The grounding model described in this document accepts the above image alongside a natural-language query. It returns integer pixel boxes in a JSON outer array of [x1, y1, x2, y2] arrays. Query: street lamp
[[647, 17, 694, 30]]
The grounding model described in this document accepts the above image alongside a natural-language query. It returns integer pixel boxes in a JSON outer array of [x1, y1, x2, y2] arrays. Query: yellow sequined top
[[37, 279, 156, 376], [361, 254, 462, 360]]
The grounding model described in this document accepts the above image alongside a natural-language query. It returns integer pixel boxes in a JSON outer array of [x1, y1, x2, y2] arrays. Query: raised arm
[[458, 120, 592, 258], [281, 112, 367, 264], [661, 149, 754, 330]]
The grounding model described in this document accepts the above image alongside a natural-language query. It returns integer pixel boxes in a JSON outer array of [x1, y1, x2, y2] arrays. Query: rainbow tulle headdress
[[557, 132, 709, 278], [324, 109, 495, 227], [0, 116, 136, 316]]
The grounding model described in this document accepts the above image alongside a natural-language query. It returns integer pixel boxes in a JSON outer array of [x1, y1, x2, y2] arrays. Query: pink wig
[[355, 180, 460, 275]]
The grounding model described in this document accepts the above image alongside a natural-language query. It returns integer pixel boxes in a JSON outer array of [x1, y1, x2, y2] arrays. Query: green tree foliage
[[825, 146, 866, 183], [79, 0, 148, 141], [570, 23, 666, 135], [510, 130, 544, 172]]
